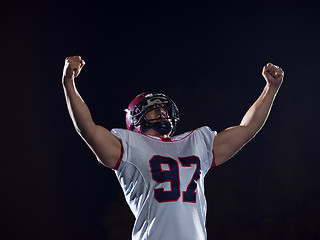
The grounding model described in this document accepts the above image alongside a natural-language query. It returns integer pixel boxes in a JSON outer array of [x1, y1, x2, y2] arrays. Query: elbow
[[239, 121, 264, 136], [74, 123, 97, 141]]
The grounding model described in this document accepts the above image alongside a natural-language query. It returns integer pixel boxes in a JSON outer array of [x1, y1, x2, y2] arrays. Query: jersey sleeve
[[110, 128, 129, 171], [198, 126, 217, 173]]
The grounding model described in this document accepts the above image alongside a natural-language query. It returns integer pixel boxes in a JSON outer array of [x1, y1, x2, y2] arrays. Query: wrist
[[265, 82, 281, 93], [62, 75, 74, 86]]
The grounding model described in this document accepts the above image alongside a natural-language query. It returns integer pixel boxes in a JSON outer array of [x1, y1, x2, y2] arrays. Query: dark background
[[1, 2, 319, 240]]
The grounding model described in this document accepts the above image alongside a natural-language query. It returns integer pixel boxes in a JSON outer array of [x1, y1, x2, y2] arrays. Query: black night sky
[[1, 2, 320, 240]]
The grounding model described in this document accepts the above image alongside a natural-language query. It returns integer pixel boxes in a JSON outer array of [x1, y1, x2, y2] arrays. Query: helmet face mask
[[126, 92, 179, 136]]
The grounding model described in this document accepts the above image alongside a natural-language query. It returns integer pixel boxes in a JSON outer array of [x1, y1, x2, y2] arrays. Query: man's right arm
[[62, 56, 122, 169]]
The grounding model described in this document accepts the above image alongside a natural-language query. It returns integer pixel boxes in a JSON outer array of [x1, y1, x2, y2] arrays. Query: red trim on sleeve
[[211, 147, 216, 167], [112, 143, 123, 170]]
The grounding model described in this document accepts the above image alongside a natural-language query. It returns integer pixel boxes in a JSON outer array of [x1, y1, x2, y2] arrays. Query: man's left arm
[[213, 63, 284, 165]]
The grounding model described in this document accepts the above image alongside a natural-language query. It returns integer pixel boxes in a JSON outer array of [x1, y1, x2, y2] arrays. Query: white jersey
[[111, 126, 217, 240]]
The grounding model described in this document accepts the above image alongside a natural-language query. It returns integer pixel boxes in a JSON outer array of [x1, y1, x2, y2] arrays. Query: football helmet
[[125, 92, 180, 136]]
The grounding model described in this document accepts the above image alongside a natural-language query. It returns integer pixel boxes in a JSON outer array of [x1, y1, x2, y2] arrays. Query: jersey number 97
[[149, 155, 201, 203]]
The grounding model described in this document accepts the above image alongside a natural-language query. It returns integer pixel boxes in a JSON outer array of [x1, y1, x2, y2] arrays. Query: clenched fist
[[262, 63, 284, 88], [63, 56, 86, 80]]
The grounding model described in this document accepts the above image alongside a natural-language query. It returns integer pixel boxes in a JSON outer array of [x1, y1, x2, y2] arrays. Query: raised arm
[[213, 63, 284, 165], [62, 56, 122, 168]]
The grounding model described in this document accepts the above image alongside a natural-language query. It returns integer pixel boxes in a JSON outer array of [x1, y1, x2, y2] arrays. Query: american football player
[[62, 56, 283, 240]]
